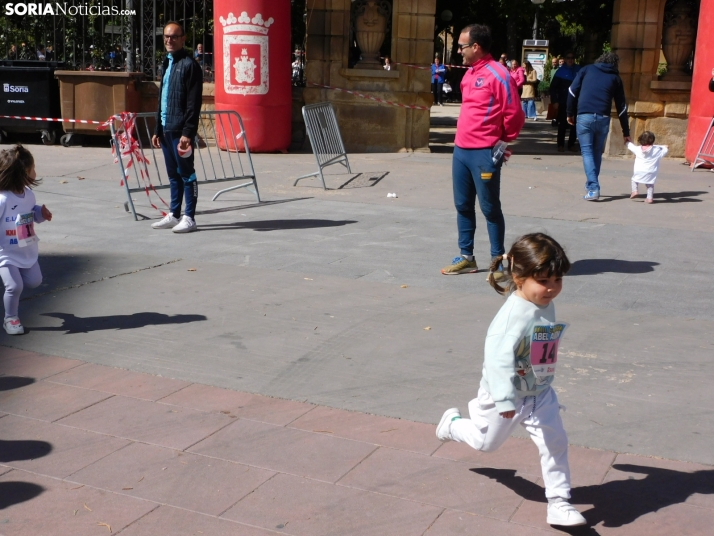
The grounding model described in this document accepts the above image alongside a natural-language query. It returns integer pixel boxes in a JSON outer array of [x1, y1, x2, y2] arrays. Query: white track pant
[[450, 385, 571, 500]]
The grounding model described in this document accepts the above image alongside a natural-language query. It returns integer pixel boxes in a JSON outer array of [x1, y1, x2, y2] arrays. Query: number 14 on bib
[[530, 322, 568, 379]]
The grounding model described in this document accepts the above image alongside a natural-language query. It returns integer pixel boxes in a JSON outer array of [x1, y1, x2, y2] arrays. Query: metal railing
[[294, 102, 352, 190], [109, 110, 260, 221], [692, 117, 714, 172]]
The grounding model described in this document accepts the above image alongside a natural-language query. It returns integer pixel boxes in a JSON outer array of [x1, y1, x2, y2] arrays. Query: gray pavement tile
[[425, 509, 557, 536]]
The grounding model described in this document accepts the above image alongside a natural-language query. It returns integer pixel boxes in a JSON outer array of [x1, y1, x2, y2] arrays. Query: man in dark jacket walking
[[549, 52, 580, 152], [567, 52, 631, 200], [151, 21, 204, 233]]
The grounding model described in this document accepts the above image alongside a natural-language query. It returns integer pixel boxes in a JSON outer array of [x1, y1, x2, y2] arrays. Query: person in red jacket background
[[441, 24, 525, 276], [510, 59, 525, 97]]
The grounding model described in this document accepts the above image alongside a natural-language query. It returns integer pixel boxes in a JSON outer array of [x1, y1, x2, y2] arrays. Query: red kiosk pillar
[[685, 0, 714, 163], [214, 0, 291, 153]]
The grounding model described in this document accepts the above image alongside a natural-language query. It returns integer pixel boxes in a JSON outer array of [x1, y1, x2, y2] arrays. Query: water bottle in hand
[[492, 140, 508, 165]]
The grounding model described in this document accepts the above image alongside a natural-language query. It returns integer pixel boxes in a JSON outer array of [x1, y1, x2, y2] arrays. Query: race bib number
[[15, 212, 38, 248], [529, 322, 568, 379]]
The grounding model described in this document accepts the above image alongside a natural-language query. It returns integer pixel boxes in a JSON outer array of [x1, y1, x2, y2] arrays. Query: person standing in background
[[521, 61, 539, 121], [432, 56, 447, 106], [150, 21, 204, 233], [510, 59, 525, 97], [550, 53, 581, 152]]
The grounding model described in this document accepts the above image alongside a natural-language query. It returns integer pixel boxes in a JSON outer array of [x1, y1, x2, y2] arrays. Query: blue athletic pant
[[452, 146, 506, 258]]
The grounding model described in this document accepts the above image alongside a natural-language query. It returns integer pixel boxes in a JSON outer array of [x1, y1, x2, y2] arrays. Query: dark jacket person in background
[[567, 52, 631, 201], [549, 52, 580, 152], [151, 21, 203, 234]]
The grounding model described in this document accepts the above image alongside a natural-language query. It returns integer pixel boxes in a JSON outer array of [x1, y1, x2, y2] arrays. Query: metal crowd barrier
[[294, 102, 352, 190], [692, 117, 714, 172], [109, 110, 260, 221]]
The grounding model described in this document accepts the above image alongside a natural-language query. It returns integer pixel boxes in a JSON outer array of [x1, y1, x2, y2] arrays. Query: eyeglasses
[[163, 34, 183, 41], [457, 43, 474, 51]]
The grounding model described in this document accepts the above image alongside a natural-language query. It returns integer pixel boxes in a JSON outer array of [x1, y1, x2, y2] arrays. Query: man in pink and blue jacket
[[442, 24, 525, 276]]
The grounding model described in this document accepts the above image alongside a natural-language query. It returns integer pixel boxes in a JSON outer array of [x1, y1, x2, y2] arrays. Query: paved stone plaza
[[1, 106, 713, 534]]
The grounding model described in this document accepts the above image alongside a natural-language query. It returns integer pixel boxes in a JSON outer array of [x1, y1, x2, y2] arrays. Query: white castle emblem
[[234, 49, 256, 84], [220, 11, 274, 95]]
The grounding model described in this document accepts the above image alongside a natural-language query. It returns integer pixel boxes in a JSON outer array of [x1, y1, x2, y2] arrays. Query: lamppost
[[532, 0, 546, 40], [440, 10, 453, 63]]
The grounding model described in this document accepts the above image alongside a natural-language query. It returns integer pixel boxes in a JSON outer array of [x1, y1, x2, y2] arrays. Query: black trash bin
[[0, 60, 65, 145]]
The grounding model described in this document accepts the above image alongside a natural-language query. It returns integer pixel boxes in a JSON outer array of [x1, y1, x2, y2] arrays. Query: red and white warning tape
[[385, 61, 469, 71], [0, 114, 106, 125], [0, 112, 170, 215], [308, 82, 430, 111], [110, 112, 170, 215]]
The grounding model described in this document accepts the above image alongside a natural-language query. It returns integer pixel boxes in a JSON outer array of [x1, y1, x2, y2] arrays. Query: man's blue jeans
[[452, 146, 505, 258], [161, 131, 197, 219], [575, 113, 611, 193]]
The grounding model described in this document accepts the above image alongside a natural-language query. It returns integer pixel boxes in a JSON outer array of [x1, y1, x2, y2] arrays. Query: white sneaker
[[151, 213, 179, 229], [3, 316, 24, 335], [436, 407, 461, 442], [172, 215, 197, 233], [547, 500, 587, 526]]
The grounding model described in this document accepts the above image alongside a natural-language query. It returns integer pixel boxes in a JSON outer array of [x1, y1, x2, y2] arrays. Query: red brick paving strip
[[0, 348, 712, 535]]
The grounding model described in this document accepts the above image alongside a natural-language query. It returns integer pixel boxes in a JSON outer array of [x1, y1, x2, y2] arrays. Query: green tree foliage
[[435, 0, 614, 64]]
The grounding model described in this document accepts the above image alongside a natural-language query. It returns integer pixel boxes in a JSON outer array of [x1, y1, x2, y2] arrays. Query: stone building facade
[[607, 0, 700, 157], [295, 0, 435, 153]]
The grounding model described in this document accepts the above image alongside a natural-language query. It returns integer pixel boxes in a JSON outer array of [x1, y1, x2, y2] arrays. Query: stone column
[[299, 0, 435, 153], [607, 0, 696, 158]]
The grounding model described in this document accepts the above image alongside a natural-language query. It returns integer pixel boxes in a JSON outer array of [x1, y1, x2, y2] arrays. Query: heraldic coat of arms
[[220, 11, 273, 95]]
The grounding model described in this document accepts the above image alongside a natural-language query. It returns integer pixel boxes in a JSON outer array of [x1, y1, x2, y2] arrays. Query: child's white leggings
[[632, 181, 654, 199], [450, 385, 571, 500], [0, 262, 42, 318]]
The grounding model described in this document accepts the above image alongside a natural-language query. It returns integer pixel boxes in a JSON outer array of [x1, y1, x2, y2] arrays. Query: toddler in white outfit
[[627, 130, 668, 204]]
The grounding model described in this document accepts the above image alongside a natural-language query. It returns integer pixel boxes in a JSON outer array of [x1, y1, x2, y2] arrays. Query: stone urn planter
[[353, 0, 391, 69], [661, 0, 698, 79]]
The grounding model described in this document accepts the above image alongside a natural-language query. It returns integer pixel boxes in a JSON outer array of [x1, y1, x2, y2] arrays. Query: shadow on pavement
[[568, 259, 659, 276], [0, 376, 35, 391], [472, 465, 714, 533], [30, 312, 207, 334], [197, 219, 358, 232], [0, 439, 52, 462], [337, 172, 389, 189], [0, 481, 45, 509], [195, 197, 313, 217], [597, 191, 708, 203]]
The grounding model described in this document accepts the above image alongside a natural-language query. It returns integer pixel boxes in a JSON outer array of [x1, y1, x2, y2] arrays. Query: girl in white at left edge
[[0, 145, 53, 335]]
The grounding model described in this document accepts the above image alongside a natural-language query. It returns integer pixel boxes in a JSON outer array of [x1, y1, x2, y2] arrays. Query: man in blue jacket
[[567, 52, 631, 200], [151, 21, 204, 233], [431, 56, 447, 106]]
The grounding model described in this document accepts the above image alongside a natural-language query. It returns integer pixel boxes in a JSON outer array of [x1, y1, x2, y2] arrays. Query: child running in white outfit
[[0, 145, 52, 335], [627, 130, 668, 204], [436, 233, 587, 527]]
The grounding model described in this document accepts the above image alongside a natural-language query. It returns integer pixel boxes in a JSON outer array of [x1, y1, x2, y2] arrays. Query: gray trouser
[[0, 262, 42, 318]]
